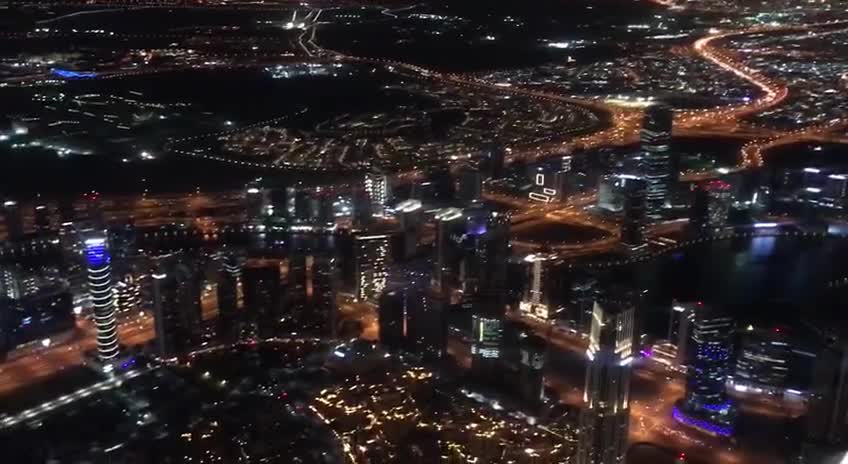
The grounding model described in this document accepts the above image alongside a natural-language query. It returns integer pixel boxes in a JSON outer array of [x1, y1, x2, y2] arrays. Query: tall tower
[[431, 208, 463, 294], [364, 171, 391, 218], [216, 255, 242, 341], [576, 298, 635, 464], [807, 339, 848, 446], [151, 256, 203, 358], [470, 309, 503, 381], [85, 234, 119, 361], [641, 104, 674, 219], [354, 233, 390, 302], [620, 176, 647, 250], [673, 305, 736, 437], [2, 200, 24, 241]]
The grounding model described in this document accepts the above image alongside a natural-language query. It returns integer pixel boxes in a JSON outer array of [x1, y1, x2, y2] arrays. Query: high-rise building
[[34, 202, 51, 234], [458, 165, 484, 203], [689, 182, 710, 233], [396, 199, 423, 260], [405, 287, 447, 361], [85, 233, 119, 360], [217, 255, 242, 321], [470, 310, 503, 381], [216, 255, 242, 340], [0, 285, 74, 357], [311, 254, 339, 336], [620, 176, 647, 250], [377, 286, 447, 360], [806, 339, 848, 446], [354, 233, 390, 302], [0, 266, 23, 300], [640, 104, 675, 219], [517, 332, 547, 405], [431, 208, 464, 294], [245, 183, 268, 223], [115, 275, 141, 315], [519, 254, 556, 321], [242, 261, 283, 337], [458, 210, 510, 298], [576, 297, 635, 464], [378, 289, 407, 351], [151, 256, 203, 358], [673, 305, 736, 437], [706, 180, 733, 229], [2, 200, 24, 241], [482, 145, 506, 180], [732, 328, 791, 394], [570, 273, 599, 335], [669, 301, 695, 368], [364, 171, 391, 218]]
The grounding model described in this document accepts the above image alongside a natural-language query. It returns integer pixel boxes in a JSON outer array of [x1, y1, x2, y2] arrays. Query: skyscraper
[[806, 339, 848, 446], [431, 208, 463, 294], [396, 199, 423, 260], [151, 257, 203, 358], [706, 180, 733, 229], [517, 332, 547, 405], [641, 104, 675, 219], [311, 254, 339, 336], [242, 261, 283, 337], [689, 182, 710, 233], [354, 233, 390, 302], [377, 286, 447, 360], [576, 297, 635, 464], [3, 200, 24, 241], [378, 289, 407, 352], [115, 275, 141, 315], [458, 164, 484, 203], [364, 171, 391, 218], [85, 233, 119, 360], [216, 255, 242, 341], [519, 254, 556, 321], [732, 328, 791, 394], [620, 176, 647, 250], [34, 202, 51, 235], [470, 310, 503, 381], [673, 305, 736, 437]]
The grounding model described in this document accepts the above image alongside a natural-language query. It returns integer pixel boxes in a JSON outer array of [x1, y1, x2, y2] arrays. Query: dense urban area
[[1, 0, 848, 463]]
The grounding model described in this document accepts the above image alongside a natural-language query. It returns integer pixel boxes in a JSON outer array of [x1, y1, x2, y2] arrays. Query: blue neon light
[[51, 68, 97, 79], [699, 401, 732, 413], [85, 242, 110, 267], [672, 406, 733, 437]]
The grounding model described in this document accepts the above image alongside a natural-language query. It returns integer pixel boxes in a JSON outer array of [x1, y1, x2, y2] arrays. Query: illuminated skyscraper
[[85, 233, 119, 360], [576, 297, 635, 464], [115, 274, 141, 315], [674, 305, 736, 437], [706, 180, 733, 229], [519, 254, 556, 321], [364, 171, 391, 218], [470, 310, 503, 380], [216, 255, 242, 341], [354, 233, 390, 302], [641, 104, 675, 219], [732, 328, 791, 394]]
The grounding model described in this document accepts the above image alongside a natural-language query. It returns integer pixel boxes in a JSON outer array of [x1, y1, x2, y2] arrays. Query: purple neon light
[[672, 406, 733, 437]]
